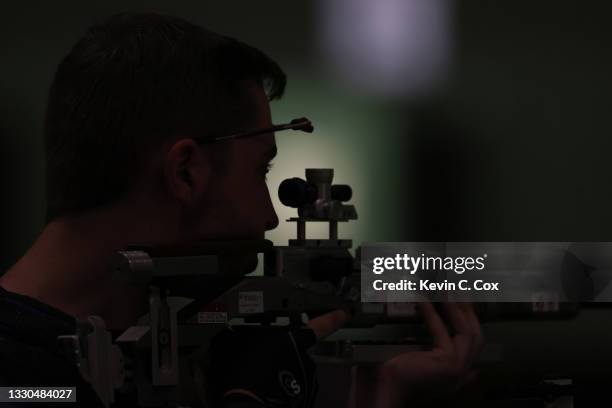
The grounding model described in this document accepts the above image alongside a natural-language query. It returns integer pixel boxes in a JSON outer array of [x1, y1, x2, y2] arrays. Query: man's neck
[[0, 205, 173, 330]]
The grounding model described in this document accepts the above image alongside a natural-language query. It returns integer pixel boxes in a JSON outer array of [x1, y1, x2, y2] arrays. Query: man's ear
[[163, 139, 211, 207]]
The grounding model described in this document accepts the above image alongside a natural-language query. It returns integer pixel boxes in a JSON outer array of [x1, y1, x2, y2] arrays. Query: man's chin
[[178, 236, 266, 275]]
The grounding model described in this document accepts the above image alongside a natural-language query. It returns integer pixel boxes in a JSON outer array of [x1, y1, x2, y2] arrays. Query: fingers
[[454, 303, 484, 364], [307, 309, 349, 340], [444, 302, 470, 334], [445, 302, 484, 372], [444, 303, 472, 368], [419, 302, 484, 375], [458, 303, 485, 353], [418, 301, 453, 351]]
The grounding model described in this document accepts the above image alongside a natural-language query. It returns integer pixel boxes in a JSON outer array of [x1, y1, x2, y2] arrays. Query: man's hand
[[351, 302, 484, 408]]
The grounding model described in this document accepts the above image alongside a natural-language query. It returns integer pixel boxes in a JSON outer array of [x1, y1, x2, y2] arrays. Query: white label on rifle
[[198, 312, 228, 324], [239, 291, 264, 314]]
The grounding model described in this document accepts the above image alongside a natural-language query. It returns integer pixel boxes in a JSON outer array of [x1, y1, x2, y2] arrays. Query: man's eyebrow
[[264, 145, 277, 161]]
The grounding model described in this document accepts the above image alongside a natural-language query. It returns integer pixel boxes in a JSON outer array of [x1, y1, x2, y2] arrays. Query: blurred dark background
[[3, 0, 612, 268], [1, 1, 612, 406]]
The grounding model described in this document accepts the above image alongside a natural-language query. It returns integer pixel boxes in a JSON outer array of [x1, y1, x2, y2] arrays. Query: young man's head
[[44, 12, 283, 245]]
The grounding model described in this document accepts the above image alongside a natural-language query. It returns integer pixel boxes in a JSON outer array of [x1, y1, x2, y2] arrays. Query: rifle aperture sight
[[278, 168, 357, 242], [279, 169, 352, 208]]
